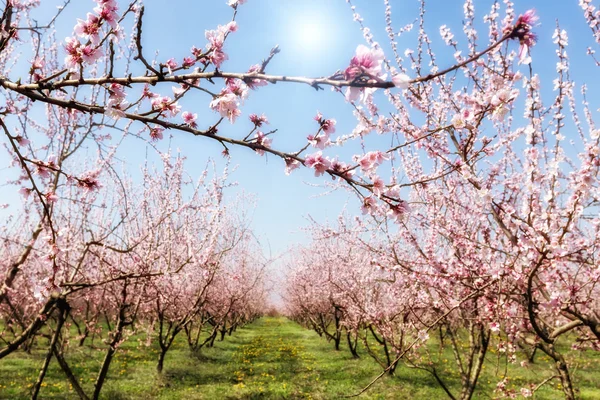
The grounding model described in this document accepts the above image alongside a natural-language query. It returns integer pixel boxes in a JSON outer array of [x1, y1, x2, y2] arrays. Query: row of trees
[[0, 1, 273, 397], [284, 205, 599, 399], [0, 153, 269, 398]]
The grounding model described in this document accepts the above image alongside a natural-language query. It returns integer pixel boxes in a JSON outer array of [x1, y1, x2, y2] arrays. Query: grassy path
[[2, 317, 600, 399], [176, 317, 406, 399], [0, 317, 405, 399]]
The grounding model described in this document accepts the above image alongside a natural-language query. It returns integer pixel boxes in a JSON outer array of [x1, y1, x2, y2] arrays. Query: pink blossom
[[344, 45, 385, 80], [307, 134, 329, 150], [74, 13, 102, 44], [226, 21, 238, 33], [246, 64, 268, 89], [142, 84, 159, 99], [361, 196, 377, 215], [149, 126, 164, 141], [77, 170, 102, 192], [14, 135, 30, 146], [344, 45, 385, 102], [490, 322, 501, 333], [151, 96, 181, 117], [104, 98, 127, 120], [284, 158, 300, 175], [505, 9, 539, 64], [228, 0, 247, 7], [321, 119, 336, 135], [392, 73, 410, 89], [19, 187, 32, 198], [253, 131, 272, 156], [209, 49, 228, 68], [520, 388, 533, 398], [209, 93, 240, 123], [80, 44, 103, 64], [372, 176, 385, 197], [109, 83, 126, 101], [304, 151, 331, 177], [355, 151, 389, 172], [164, 58, 178, 74], [249, 113, 269, 127], [94, 1, 119, 29], [182, 56, 196, 68], [30, 57, 44, 70], [330, 159, 354, 180], [387, 201, 410, 222], [45, 192, 59, 203], [182, 111, 198, 128], [225, 78, 249, 100], [34, 163, 50, 179], [64, 37, 83, 67]]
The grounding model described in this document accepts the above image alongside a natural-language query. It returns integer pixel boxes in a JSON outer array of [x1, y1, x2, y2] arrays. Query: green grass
[[1, 317, 599, 399]]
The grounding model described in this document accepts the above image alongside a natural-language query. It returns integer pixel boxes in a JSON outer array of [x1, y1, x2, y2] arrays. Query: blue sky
[[1, 0, 599, 259]]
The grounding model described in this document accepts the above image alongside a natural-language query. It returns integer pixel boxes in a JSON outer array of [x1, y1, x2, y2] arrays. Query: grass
[[0, 317, 599, 399]]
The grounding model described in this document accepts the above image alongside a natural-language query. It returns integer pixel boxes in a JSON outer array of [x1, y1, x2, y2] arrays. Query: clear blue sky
[[1, 0, 597, 258]]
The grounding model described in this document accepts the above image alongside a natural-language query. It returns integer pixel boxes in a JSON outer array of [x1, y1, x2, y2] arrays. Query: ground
[[1, 317, 599, 399]]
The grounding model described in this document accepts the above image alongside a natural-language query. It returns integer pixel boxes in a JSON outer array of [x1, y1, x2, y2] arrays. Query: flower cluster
[[505, 9, 539, 63], [209, 78, 249, 123], [65, 0, 120, 69]]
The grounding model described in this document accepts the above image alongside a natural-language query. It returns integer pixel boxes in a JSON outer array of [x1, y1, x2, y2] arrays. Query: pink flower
[[45, 192, 59, 203], [372, 176, 385, 197], [34, 163, 50, 179], [164, 58, 178, 74], [109, 83, 126, 101], [246, 64, 268, 89], [182, 111, 198, 128], [505, 9, 539, 64], [249, 113, 269, 127], [64, 37, 83, 67], [330, 159, 354, 180], [142, 84, 159, 99], [104, 98, 126, 120], [77, 170, 102, 192], [307, 134, 329, 150], [226, 21, 238, 33], [225, 78, 249, 100], [14, 136, 30, 146], [30, 57, 44, 71], [19, 187, 32, 198], [284, 158, 300, 175], [253, 131, 272, 156], [182, 56, 195, 68], [321, 119, 336, 135], [94, 2, 119, 29], [304, 151, 331, 177], [149, 126, 164, 141], [392, 73, 410, 89], [344, 45, 385, 102], [81, 44, 103, 64], [520, 388, 533, 398], [228, 0, 246, 7], [151, 96, 181, 117], [361, 196, 377, 215], [209, 48, 228, 68], [355, 151, 389, 172], [344, 45, 385, 80], [387, 201, 410, 222], [209, 93, 240, 123], [74, 13, 102, 44]]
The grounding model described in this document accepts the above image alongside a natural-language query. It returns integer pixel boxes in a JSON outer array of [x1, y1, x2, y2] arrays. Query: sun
[[295, 20, 324, 50]]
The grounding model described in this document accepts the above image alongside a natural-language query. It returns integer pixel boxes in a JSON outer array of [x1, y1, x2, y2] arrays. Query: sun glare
[[295, 20, 324, 50]]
